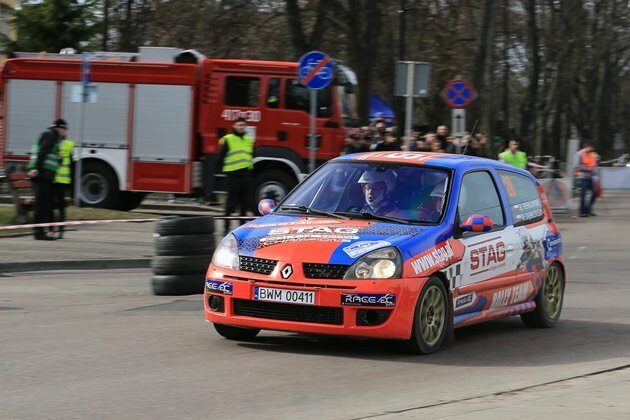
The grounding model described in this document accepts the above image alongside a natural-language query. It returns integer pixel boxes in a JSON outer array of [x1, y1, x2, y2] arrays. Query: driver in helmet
[[357, 170, 402, 216], [417, 179, 447, 222]]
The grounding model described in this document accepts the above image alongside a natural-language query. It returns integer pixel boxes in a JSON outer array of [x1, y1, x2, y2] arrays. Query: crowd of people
[[342, 118, 492, 157]]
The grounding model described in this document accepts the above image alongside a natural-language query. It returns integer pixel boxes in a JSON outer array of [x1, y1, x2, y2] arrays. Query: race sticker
[[343, 240, 391, 258], [259, 226, 360, 246], [205, 279, 233, 295], [341, 293, 397, 307]]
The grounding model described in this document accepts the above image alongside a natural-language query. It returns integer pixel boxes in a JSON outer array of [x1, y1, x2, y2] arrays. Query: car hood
[[232, 214, 439, 265]]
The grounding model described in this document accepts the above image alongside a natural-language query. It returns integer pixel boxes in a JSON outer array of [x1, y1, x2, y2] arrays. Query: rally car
[[204, 152, 565, 354]]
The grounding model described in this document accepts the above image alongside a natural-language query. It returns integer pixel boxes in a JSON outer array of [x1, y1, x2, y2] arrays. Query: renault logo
[[281, 264, 293, 279]]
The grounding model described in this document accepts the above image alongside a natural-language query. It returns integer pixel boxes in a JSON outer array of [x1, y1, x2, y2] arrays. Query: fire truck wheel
[[151, 274, 204, 295], [154, 234, 216, 256], [118, 192, 147, 211], [152, 255, 211, 275], [155, 216, 215, 236], [254, 170, 296, 202], [80, 161, 120, 209]]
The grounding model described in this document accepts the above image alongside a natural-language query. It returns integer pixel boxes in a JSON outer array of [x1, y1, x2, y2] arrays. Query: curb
[[0, 258, 152, 273]]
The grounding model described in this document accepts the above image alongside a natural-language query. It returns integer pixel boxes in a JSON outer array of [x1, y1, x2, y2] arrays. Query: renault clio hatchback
[[204, 152, 565, 354]]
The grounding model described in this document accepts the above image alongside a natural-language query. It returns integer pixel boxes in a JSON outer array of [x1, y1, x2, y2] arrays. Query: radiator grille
[[239, 256, 277, 275], [233, 299, 343, 325], [303, 263, 349, 279]]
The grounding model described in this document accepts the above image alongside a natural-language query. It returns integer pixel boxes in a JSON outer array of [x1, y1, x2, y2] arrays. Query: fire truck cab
[[0, 47, 358, 210]]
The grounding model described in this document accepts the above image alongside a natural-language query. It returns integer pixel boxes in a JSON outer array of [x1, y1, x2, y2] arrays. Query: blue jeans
[[580, 178, 596, 215]]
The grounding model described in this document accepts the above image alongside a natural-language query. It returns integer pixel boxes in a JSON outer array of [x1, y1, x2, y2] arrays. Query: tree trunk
[[521, 0, 541, 146]]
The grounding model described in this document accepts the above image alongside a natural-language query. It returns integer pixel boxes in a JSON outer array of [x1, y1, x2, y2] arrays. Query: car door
[[453, 170, 527, 313], [496, 170, 547, 290]]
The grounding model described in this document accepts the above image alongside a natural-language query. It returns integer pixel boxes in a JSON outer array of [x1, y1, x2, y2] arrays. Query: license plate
[[254, 287, 315, 305]]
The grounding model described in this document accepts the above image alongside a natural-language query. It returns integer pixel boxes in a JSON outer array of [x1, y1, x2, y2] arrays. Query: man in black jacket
[[27, 119, 67, 240]]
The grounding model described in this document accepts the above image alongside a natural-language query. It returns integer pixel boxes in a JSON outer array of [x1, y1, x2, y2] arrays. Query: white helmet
[[358, 170, 396, 193]]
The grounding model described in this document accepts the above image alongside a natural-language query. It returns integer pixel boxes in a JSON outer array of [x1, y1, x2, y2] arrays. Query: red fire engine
[[0, 47, 358, 209]]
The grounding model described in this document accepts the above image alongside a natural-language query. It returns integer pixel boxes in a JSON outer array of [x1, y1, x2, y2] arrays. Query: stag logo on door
[[470, 240, 506, 274]]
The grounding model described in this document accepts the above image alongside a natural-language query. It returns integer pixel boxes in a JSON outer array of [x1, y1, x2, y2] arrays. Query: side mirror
[[258, 199, 277, 216], [460, 213, 494, 233], [344, 83, 355, 94]]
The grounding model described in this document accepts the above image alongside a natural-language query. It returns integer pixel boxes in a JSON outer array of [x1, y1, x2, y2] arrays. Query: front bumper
[[204, 264, 428, 340]]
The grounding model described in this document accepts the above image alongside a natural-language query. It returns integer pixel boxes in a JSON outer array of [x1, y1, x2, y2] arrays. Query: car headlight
[[211, 234, 240, 270], [344, 247, 402, 279]]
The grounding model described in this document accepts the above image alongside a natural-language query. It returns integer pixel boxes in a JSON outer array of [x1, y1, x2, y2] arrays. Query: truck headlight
[[344, 247, 402, 279], [211, 234, 240, 270]]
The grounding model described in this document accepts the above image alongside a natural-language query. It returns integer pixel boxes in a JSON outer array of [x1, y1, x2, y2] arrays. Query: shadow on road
[[235, 317, 630, 367]]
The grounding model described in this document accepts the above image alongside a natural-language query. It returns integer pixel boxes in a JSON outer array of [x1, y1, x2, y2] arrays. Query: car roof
[[335, 151, 530, 174]]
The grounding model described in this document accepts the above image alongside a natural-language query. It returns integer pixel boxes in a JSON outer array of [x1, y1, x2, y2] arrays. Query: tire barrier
[[151, 216, 215, 296]]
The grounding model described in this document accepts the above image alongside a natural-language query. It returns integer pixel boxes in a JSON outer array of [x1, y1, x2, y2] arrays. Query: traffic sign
[[442, 79, 476, 109], [298, 51, 334, 90]]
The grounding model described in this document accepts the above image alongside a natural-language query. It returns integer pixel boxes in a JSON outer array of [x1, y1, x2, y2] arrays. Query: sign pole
[[309, 89, 317, 173], [404, 62, 414, 151]]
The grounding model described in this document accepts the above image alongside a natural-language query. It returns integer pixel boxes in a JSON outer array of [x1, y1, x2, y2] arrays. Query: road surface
[[1, 194, 629, 419]]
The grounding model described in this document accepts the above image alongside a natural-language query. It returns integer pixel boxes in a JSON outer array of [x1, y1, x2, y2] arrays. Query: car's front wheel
[[213, 323, 260, 341], [521, 262, 565, 328], [404, 276, 449, 354]]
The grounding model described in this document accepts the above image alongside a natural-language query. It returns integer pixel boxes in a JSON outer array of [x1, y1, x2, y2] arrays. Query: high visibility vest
[[221, 133, 254, 172], [55, 139, 75, 184], [28, 131, 60, 172], [499, 150, 527, 169], [575, 149, 597, 176]]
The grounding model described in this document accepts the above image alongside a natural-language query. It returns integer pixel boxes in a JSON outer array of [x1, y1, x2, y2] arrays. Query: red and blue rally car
[[204, 152, 565, 354]]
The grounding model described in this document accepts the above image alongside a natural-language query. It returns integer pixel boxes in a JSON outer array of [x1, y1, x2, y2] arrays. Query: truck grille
[[233, 299, 343, 325], [239, 256, 277, 275], [303, 263, 349, 279]]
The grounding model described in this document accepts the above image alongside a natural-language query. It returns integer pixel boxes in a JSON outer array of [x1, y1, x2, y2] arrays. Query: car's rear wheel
[[213, 323, 260, 340], [404, 277, 448, 354], [521, 262, 564, 328]]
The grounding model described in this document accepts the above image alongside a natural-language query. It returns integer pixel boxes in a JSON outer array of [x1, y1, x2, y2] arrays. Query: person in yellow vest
[[498, 139, 528, 169], [216, 117, 254, 235], [574, 142, 599, 217], [50, 138, 74, 238], [27, 119, 67, 240]]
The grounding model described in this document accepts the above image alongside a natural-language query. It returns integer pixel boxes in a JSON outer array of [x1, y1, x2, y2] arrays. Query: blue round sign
[[442, 79, 476, 109], [298, 51, 335, 90]]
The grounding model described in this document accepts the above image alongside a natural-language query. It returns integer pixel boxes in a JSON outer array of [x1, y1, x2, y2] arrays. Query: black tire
[[118, 192, 147, 211], [80, 161, 121, 209], [151, 255, 211, 275], [254, 169, 296, 202], [521, 263, 565, 328], [155, 216, 215, 236], [154, 234, 216, 256], [213, 323, 260, 340], [151, 274, 204, 295], [404, 277, 449, 355]]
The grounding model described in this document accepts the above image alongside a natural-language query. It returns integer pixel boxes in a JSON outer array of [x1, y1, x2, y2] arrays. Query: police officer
[[216, 117, 254, 235], [51, 137, 74, 238], [498, 138, 527, 169], [27, 119, 67, 240]]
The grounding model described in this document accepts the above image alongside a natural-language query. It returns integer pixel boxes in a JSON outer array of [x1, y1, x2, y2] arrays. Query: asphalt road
[[2, 195, 630, 419]]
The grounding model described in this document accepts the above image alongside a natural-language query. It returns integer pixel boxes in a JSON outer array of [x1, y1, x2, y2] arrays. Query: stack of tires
[[152, 216, 216, 295]]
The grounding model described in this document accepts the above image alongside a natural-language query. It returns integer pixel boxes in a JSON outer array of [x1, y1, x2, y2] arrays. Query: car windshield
[[278, 161, 450, 223]]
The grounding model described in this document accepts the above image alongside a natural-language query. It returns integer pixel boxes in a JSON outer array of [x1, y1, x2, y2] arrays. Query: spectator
[[376, 131, 399, 151], [436, 125, 450, 151], [574, 142, 599, 217], [498, 138, 528, 169]]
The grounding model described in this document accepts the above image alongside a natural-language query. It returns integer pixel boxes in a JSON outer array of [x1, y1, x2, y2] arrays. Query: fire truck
[[0, 47, 358, 210]]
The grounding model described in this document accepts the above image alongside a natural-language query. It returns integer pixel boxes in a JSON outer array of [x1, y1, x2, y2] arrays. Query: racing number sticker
[[501, 174, 517, 198]]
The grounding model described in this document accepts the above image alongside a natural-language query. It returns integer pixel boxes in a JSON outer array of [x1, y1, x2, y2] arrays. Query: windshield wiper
[[359, 211, 412, 224], [279, 204, 348, 219]]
